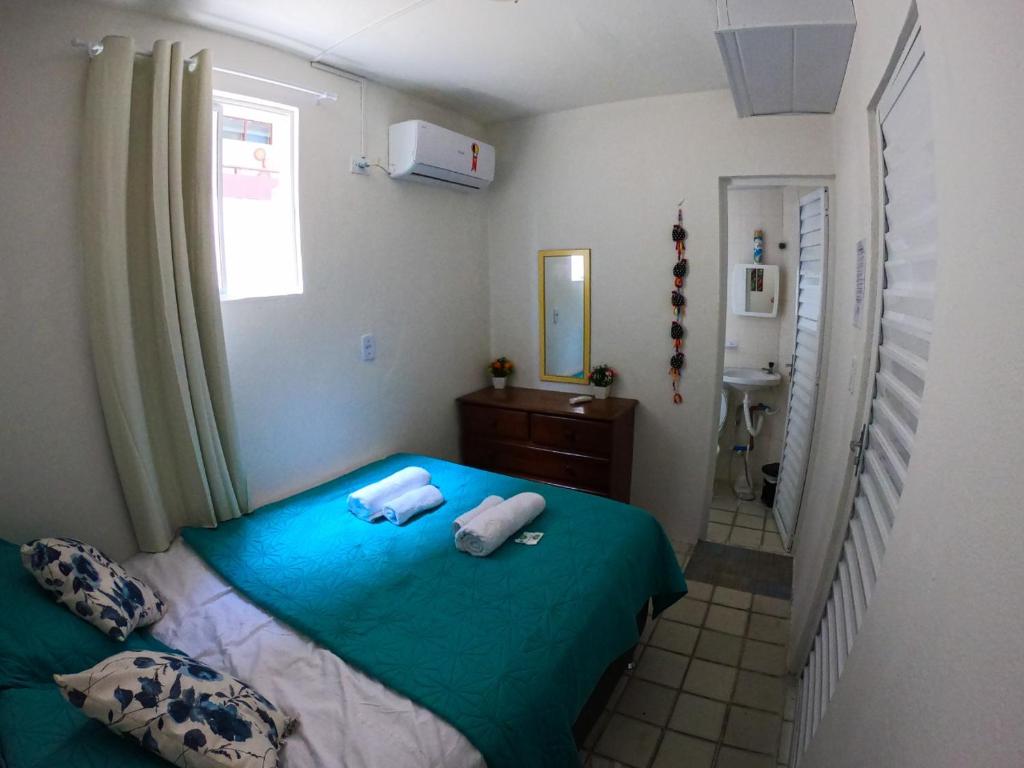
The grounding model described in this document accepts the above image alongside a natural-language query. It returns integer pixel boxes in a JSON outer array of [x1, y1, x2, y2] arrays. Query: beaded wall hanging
[[670, 205, 688, 404]]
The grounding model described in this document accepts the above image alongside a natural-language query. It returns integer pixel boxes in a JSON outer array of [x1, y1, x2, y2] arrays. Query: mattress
[[126, 539, 485, 768]]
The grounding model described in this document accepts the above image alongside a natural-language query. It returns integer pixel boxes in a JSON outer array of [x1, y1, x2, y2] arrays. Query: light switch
[[360, 334, 376, 362], [725, 339, 739, 350]]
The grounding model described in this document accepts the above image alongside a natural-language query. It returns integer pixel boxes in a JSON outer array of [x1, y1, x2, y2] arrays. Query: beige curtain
[[81, 36, 248, 552]]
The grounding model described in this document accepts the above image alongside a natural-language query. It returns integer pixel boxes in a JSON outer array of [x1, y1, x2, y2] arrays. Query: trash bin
[[761, 462, 780, 507]]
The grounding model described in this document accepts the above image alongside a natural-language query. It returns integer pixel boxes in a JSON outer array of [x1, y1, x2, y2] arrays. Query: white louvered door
[[773, 188, 828, 549], [793, 24, 935, 763]]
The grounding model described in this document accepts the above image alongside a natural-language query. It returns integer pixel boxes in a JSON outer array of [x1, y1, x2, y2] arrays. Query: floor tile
[[738, 500, 768, 516], [651, 731, 716, 768], [711, 493, 740, 512], [707, 522, 731, 543], [734, 513, 765, 530], [712, 586, 753, 610], [710, 508, 736, 525], [732, 670, 785, 713], [761, 532, 786, 554], [752, 595, 791, 619], [686, 580, 714, 602], [616, 679, 678, 726], [705, 604, 749, 637], [764, 517, 778, 533], [682, 659, 737, 702], [635, 646, 690, 688], [694, 629, 743, 666], [729, 527, 763, 549], [650, 620, 700, 655], [723, 706, 782, 755], [717, 746, 775, 768], [669, 692, 727, 741], [748, 614, 789, 646], [594, 714, 661, 767], [740, 640, 787, 677], [587, 756, 632, 768], [662, 596, 708, 627]]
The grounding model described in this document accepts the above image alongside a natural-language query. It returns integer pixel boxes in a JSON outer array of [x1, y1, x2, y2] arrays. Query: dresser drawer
[[530, 414, 612, 457], [466, 439, 610, 494], [460, 404, 529, 441]]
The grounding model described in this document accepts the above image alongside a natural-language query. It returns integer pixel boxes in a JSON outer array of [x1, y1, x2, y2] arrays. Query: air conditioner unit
[[388, 120, 494, 191]]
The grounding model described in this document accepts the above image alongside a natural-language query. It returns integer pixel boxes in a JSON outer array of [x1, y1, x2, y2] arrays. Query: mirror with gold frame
[[538, 248, 591, 383]]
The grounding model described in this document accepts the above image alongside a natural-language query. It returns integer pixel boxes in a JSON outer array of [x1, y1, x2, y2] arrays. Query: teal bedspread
[[183, 453, 686, 768]]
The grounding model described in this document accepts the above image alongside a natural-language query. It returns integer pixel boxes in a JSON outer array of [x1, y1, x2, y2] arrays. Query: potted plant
[[488, 357, 514, 389], [589, 364, 616, 399]]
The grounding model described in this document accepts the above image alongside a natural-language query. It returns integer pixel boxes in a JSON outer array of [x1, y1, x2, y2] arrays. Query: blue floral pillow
[[55, 651, 297, 768], [20, 537, 165, 641]]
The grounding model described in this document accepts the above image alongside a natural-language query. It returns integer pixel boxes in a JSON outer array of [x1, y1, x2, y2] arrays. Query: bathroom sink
[[723, 367, 782, 392]]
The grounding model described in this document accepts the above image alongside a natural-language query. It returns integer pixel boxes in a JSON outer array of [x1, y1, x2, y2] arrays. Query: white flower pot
[[593, 385, 610, 399], [492, 377, 507, 390]]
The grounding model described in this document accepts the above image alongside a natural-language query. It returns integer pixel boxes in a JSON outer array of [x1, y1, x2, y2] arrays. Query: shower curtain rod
[[71, 39, 338, 103]]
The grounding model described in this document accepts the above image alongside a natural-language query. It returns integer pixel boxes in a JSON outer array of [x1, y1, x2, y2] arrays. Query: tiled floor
[[580, 542, 796, 768], [707, 483, 788, 555]]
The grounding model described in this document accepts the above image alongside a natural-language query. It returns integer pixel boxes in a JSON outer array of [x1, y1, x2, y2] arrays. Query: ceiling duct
[[714, 0, 856, 117]]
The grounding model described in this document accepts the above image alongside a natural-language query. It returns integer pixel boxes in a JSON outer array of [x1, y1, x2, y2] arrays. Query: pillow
[[55, 651, 297, 768], [0, 539, 172, 691], [20, 537, 165, 641]]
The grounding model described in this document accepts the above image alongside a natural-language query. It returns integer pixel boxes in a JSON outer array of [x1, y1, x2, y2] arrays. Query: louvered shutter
[[792, 24, 935, 763], [773, 188, 828, 548]]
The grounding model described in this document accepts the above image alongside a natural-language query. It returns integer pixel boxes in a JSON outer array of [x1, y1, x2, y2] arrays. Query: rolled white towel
[[451, 495, 503, 537], [348, 467, 431, 521], [382, 485, 444, 526], [455, 492, 546, 557]]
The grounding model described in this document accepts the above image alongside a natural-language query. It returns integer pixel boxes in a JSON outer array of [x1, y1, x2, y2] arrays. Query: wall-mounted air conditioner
[[388, 120, 494, 191]]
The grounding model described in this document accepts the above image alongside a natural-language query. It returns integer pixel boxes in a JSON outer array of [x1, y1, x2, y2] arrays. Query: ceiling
[[97, 0, 729, 123]]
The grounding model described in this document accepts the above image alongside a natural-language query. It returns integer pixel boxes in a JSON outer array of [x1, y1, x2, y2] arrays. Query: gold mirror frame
[[538, 248, 591, 384]]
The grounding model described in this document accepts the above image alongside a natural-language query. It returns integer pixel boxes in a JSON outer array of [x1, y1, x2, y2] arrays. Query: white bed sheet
[[126, 539, 486, 768]]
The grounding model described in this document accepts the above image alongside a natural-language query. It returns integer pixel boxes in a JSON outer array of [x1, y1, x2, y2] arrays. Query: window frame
[[212, 90, 303, 302]]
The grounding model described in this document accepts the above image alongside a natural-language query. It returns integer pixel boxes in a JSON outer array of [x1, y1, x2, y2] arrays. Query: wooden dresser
[[456, 386, 638, 502]]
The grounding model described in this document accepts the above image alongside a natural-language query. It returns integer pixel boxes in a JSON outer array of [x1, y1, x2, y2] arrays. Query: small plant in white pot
[[488, 357, 514, 389], [589, 364, 616, 399]]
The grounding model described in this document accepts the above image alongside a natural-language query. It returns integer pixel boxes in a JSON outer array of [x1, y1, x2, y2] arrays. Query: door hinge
[[850, 424, 867, 472]]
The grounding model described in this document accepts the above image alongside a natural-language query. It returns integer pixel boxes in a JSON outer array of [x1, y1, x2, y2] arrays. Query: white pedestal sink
[[723, 366, 782, 392], [723, 367, 782, 437], [722, 367, 783, 501]]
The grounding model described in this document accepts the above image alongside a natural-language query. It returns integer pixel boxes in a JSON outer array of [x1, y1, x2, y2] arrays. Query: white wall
[[797, 0, 1024, 765], [486, 94, 833, 542], [0, 0, 490, 560]]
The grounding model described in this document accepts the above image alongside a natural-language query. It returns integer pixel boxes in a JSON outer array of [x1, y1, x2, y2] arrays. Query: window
[[213, 92, 302, 300]]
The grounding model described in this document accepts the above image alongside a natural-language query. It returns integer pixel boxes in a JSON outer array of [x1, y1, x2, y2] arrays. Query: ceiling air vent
[[714, 0, 856, 117]]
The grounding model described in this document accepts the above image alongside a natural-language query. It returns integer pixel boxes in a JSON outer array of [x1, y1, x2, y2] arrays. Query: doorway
[[709, 177, 833, 555]]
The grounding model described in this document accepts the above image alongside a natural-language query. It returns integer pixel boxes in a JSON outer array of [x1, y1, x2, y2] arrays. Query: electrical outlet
[[360, 333, 376, 362], [350, 156, 369, 175]]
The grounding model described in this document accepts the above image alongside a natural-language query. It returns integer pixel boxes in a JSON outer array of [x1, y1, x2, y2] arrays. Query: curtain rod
[[71, 39, 338, 104]]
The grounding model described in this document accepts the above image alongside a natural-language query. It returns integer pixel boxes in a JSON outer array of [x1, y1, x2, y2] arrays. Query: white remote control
[[569, 395, 593, 405]]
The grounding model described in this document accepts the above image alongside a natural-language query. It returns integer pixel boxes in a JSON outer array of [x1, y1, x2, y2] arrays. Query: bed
[[0, 453, 685, 767]]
